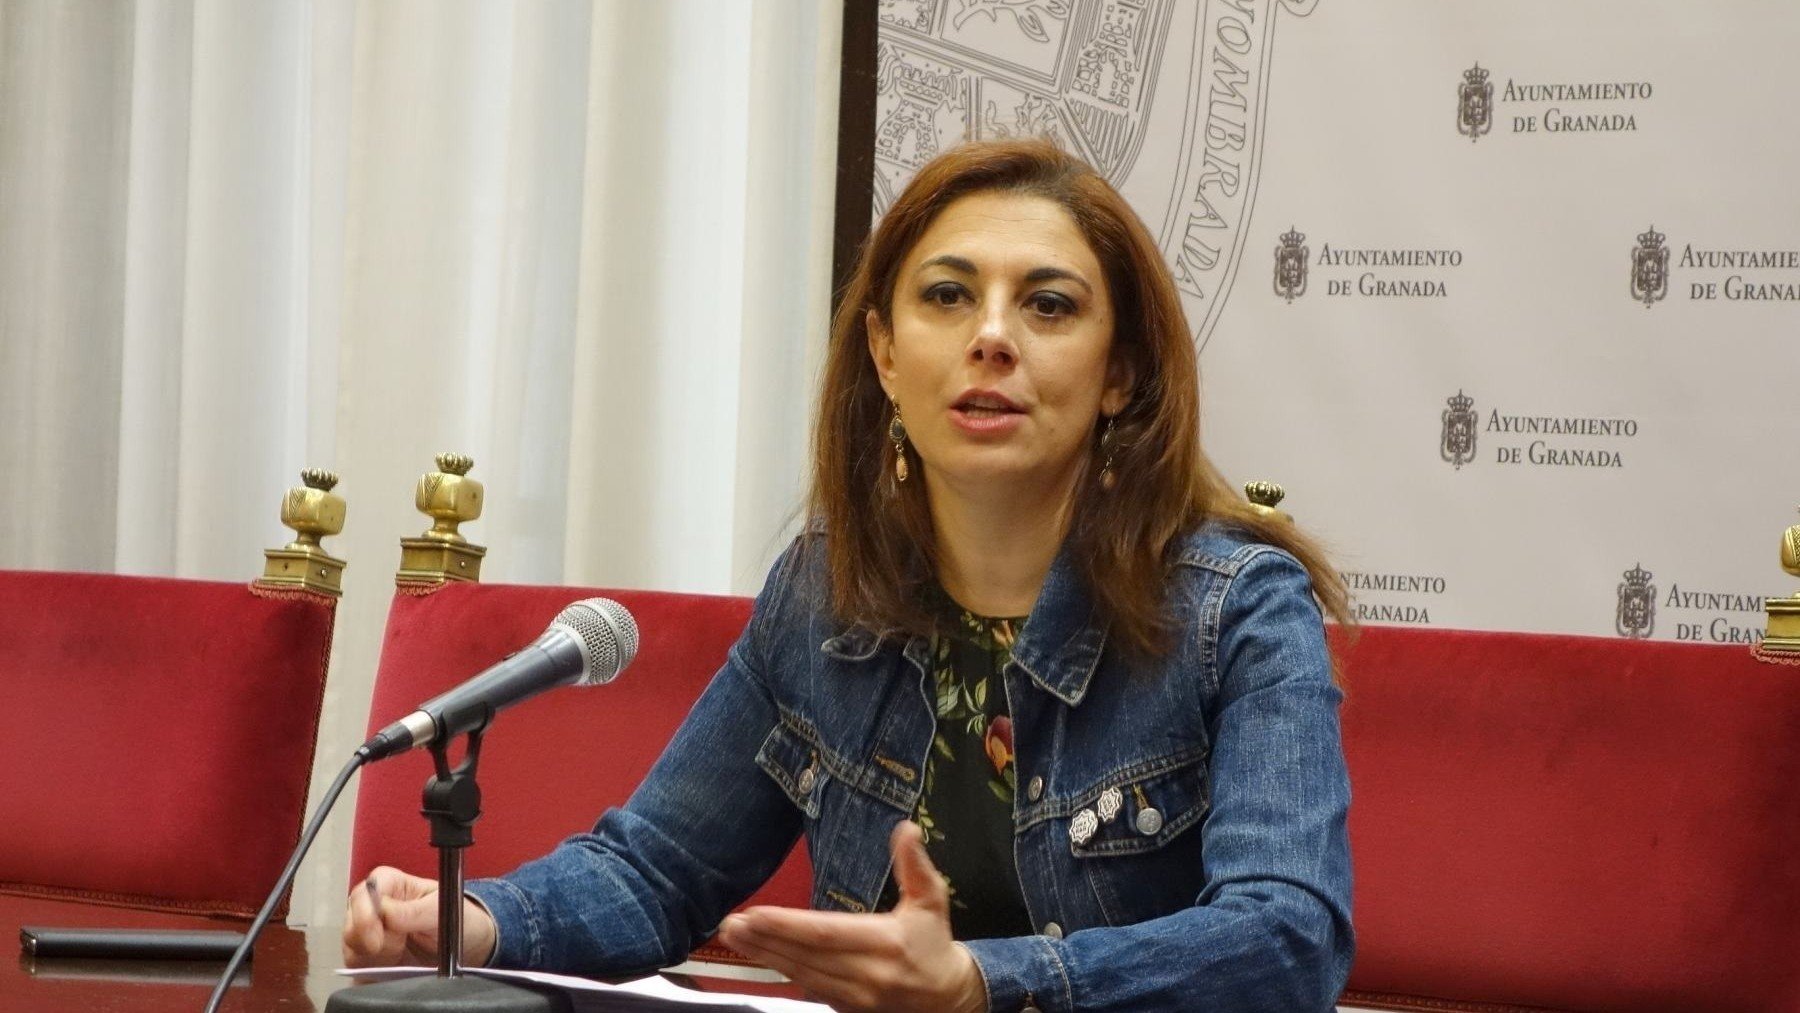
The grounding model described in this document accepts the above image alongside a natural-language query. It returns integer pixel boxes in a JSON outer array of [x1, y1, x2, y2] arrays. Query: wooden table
[[5, 894, 1394, 1012], [3, 894, 806, 1012], [5, 893, 344, 1011]]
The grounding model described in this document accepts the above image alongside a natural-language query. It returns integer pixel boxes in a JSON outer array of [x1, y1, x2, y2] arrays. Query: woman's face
[[868, 190, 1133, 500]]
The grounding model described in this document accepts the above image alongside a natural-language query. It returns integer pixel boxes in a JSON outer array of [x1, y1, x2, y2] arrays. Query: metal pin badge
[[1096, 786, 1123, 824], [1069, 808, 1099, 846]]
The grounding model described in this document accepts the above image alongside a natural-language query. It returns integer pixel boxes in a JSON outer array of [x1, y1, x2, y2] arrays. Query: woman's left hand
[[716, 821, 988, 1013]]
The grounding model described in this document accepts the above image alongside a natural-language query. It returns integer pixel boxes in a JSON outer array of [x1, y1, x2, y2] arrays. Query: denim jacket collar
[[1010, 543, 1106, 707], [819, 625, 883, 661], [818, 542, 1107, 708]]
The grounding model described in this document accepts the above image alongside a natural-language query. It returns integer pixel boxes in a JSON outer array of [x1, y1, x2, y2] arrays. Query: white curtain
[[0, 0, 842, 932]]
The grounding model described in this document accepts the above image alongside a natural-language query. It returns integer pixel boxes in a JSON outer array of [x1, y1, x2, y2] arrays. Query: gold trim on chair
[[396, 453, 488, 587], [1244, 480, 1293, 525], [257, 468, 347, 597], [1758, 505, 1800, 660]]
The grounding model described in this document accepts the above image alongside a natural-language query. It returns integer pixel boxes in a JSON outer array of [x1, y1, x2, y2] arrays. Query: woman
[[345, 138, 1355, 1012]]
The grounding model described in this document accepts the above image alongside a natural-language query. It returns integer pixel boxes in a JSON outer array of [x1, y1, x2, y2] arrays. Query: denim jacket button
[[1069, 809, 1099, 846], [796, 767, 817, 796], [1135, 806, 1164, 836], [1096, 786, 1123, 823], [1021, 1005, 1043, 1013], [1027, 775, 1044, 802], [1042, 921, 1063, 940]]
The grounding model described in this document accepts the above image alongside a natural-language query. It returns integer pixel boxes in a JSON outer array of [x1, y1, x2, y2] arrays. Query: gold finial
[[396, 453, 488, 587], [415, 454, 483, 544], [1782, 506, 1800, 579], [1244, 481, 1293, 524], [1245, 481, 1285, 509], [258, 468, 348, 596], [1761, 506, 1800, 657]]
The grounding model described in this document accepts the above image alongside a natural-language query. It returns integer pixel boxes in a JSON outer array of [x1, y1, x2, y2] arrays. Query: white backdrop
[[873, 0, 1800, 645], [0, 0, 841, 934]]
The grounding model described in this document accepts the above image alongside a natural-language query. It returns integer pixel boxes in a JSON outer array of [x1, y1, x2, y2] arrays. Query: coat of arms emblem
[[1630, 226, 1670, 307], [874, 0, 1323, 351], [1457, 63, 1493, 141], [1616, 563, 1656, 638], [1440, 390, 1477, 469], [1274, 226, 1308, 302]]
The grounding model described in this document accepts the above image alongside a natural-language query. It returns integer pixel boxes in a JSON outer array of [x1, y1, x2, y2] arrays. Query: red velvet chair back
[[1335, 626, 1800, 1012], [350, 582, 812, 958], [0, 572, 336, 918]]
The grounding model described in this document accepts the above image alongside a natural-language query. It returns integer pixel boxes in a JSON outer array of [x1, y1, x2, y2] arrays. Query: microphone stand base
[[325, 974, 570, 1012]]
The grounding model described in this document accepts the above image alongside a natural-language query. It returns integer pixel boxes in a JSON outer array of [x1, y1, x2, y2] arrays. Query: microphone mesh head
[[554, 598, 639, 685]]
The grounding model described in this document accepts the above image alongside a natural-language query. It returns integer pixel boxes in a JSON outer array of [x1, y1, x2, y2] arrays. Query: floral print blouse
[[888, 591, 1034, 940]]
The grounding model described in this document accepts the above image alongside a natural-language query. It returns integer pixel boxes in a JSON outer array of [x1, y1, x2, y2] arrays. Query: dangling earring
[[889, 404, 910, 483], [1098, 416, 1119, 491]]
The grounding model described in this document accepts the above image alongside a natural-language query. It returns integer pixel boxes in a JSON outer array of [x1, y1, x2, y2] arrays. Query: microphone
[[360, 597, 638, 761]]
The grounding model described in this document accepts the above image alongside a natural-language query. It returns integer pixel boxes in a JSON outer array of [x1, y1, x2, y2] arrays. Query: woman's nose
[[969, 303, 1018, 367]]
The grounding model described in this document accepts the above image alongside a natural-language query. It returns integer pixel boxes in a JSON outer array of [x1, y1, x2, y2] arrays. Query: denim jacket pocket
[[1063, 750, 1212, 926], [755, 719, 827, 821], [1066, 750, 1211, 859]]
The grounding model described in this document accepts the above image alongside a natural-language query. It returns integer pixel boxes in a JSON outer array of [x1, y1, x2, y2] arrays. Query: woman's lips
[[949, 406, 1024, 435]]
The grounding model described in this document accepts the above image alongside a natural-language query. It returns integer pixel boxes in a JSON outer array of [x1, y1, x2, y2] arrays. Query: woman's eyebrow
[[1024, 266, 1092, 294], [916, 256, 1093, 295], [917, 254, 977, 275]]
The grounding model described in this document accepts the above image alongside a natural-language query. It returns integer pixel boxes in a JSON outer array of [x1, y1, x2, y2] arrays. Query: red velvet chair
[[0, 573, 337, 918], [1334, 626, 1800, 1012], [350, 552, 1800, 1007], [349, 581, 812, 965]]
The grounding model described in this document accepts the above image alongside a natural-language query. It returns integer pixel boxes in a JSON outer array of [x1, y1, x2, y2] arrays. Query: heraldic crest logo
[[874, 0, 1323, 351], [1274, 226, 1308, 302], [1440, 390, 1477, 469], [1616, 563, 1656, 638], [1457, 63, 1492, 141], [1631, 225, 1670, 307]]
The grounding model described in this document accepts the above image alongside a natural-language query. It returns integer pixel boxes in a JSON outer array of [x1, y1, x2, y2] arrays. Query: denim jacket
[[468, 523, 1353, 1012]]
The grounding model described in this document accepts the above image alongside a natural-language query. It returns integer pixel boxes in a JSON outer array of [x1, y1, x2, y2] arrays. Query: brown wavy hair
[[809, 138, 1351, 656]]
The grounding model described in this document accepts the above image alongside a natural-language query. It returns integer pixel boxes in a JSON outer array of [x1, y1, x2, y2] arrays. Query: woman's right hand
[[341, 866, 498, 968]]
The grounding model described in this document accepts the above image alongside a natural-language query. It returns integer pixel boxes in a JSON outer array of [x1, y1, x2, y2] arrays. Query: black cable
[[203, 747, 371, 1013]]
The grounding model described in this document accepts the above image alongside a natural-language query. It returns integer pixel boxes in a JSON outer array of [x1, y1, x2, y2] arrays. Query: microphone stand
[[326, 730, 568, 1012]]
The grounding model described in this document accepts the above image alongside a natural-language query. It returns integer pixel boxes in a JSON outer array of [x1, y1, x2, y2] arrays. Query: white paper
[[336, 966, 830, 1012]]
